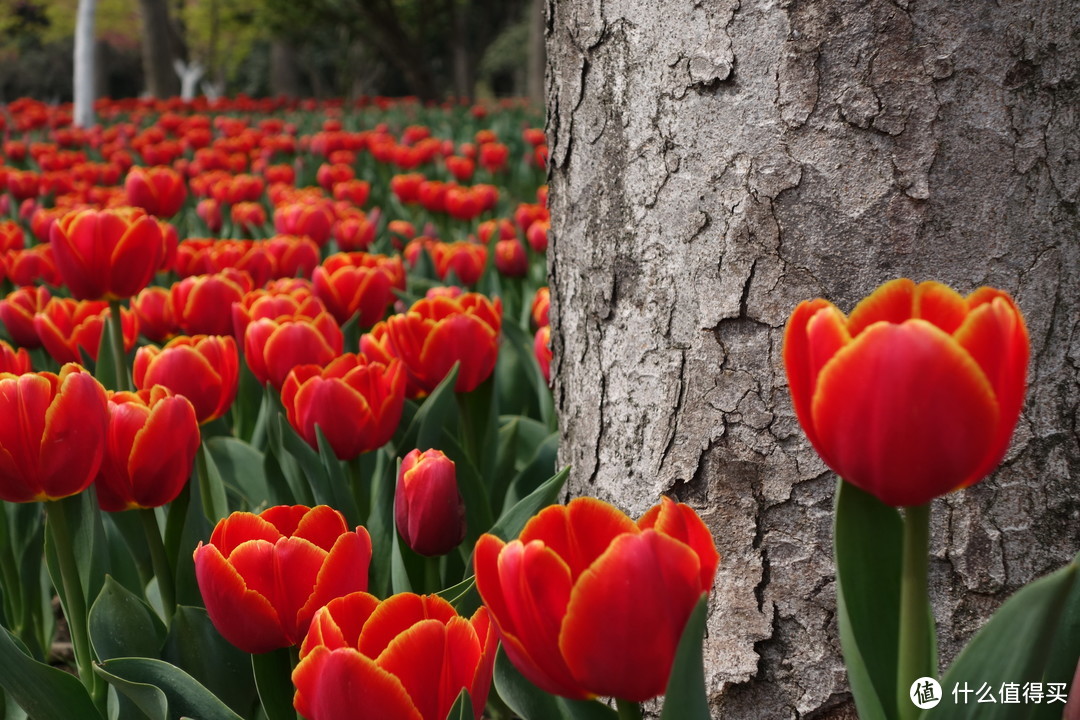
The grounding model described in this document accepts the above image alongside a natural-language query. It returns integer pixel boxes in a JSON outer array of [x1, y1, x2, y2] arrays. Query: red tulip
[[313, 253, 405, 327], [124, 165, 188, 218], [0, 340, 31, 374], [265, 235, 320, 280], [386, 293, 501, 394], [281, 354, 405, 460], [34, 298, 138, 364], [534, 326, 552, 383], [783, 278, 1029, 507], [231, 286, 325, 342], [494, 238, 528, 277], [332, 179, 370, 207], [244, 312, 344, 390], [526, 219, 549, 254], [196, 198, 223, 233], [131, 286, 178, 343], [4, 244, 61, 287], [50, 207, 164, 300], [274, 201, 334, 247], [230, 202, 267, 235], [0, 285, 51, 348], [531, 287, 550, 328], [293, 592, 496, 720], [133, 334, 239, 424], [395, 449, 465, 556], [194, 505, 372, 654], [475, 496, 719, 702], [429, 241, 487, 286], [96, 386, 200, 512], [0, 364, 109, 502], [170, 270, 254, 337], [0, 220, 24, 253]]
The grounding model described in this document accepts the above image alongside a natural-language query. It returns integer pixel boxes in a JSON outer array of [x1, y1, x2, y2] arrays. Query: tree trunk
[[547, 0, 1080, 717], [270, 39, 302, 98], [136, 0, 181, 97], [73, 0, 97, 128]]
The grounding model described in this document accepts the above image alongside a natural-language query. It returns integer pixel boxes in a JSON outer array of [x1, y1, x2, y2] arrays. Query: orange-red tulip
[[274, 201, 334, 247], [783, 278, 1029, 507], [281, 354, 405, 460], [170, 270, 254, 337], [124, 165, 187, 218], [293, 592, 496, 720], [0, 364, 109, 502], [313, 253, 405, 327], [133, 334, 239, 424], [194, 505, 372, 654], [244, 312, 343, 390], [395, 449, 465, 557], [49, 207, 164, 300], [96, 387, 200, 512], [386, 293, 501, 394], [475, 497, 718, 702], [131, 286, 178, 343], [0, 285, 51, 348], [494, 238, 527, 277], [534, 326, 551, 383], [33, 298, 138, 364], [531, 287, 550, 328], [0, 340, 31, 374]]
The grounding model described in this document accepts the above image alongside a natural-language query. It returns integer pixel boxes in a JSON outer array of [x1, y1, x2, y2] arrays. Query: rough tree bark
[[546, 1, 1080, 717]]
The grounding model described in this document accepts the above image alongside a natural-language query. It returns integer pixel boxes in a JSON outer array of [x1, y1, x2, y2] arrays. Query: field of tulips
[[0, 95, 719, 720]]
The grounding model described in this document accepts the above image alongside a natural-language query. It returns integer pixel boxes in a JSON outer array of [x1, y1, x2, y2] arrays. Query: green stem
[[107, 299, 130, 391], [138, 508, 175, 625], [349, 456, 370, 527], [423, 555, 441, 595], [616, 698, 644, 720], [897, 503, 932, 720], [44, 499, 105, 710]]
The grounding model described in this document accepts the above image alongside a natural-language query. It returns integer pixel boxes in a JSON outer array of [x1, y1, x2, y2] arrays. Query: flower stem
[[139, 508, 175, 625], [897, 503, 932, 720], [44, 499, 105, 710], [108, 299, 130, 391], [616, 698, 644, 720]]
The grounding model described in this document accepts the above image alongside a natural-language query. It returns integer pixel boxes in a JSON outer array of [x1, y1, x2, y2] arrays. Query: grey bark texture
[[72, 0, 97, 128], [546, 0, 1080, 717]]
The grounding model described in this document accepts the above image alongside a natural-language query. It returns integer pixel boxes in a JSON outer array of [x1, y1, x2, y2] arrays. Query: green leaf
[[161, 606, 258, 718], [398, 363, 461, 452], [88, 576, 165, 661], [95, 667, 168, 720], [658, 595, 710, 720], [315, 426, 360, 524], [445, 689, 474, 720], [1029, 564, 1080, 720], [493, 648, 616, 720], [366, 449, 398, 598], [485, 466, 570, 543], [251, 648, 296, 720], [94, 658, 244, 720], [501, 432, 559, 514], [834, 479, 903, 720], [196, 443, 231, 525], [204, 437, 273, 511], [0, 627, 102, 719], [438, 429, 494, 544], [923, 554, 1079, 719], [391, 526, 415, 594]]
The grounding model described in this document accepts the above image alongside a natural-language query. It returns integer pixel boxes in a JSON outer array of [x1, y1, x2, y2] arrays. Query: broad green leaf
[[366, 449, 398, 598], [162, 606, 258, 717], [196, 443, 231, 525], [445, 689, 474, 720], [391, 527, 415, 594], [88, 576, 165, 661], [493, 648, 616, 720], [658, 595, 710, 720], [95, 658, 244, 720], [456, 373, 497, 483], [1029, 563, 1080, 720], [485, 466, 570, 543], [398, 363, 461, 452], [438, 429, 494, 544], [923, 554, 1078, 719], [93, 666, 167, 720], [315, 426, 360, 524], [834, 479, 903, 720], [501, 432, 559, 513], [205, 437, 273, 511], [0, 627, 102, 719], [251, 648, 296, 720]]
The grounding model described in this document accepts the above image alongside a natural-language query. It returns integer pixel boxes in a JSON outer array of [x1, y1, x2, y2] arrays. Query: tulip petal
[[846, 277, 915, 337], [782, 298, 843, 451], [358, 593, 457, 659], [812, 320, 999, 506], [912, 281, 968, 334], [301, 529, 372, 626], [520, 497, 639, 580], [300, 592, 381, 658], [39, 370, 107, 499], [210, 512, 282, 554], [953, 293, 1029, 484], [293, 646, 422, 720], [637, 497, 720, 592], [228, 536, 325, 643], [291, 505, 351, 550], [125, 396, 198, 507], [193, 543, 285, 654], [559, 530, 703, 702], [474, 535, 589, 699], [259, 504, 315, 538]]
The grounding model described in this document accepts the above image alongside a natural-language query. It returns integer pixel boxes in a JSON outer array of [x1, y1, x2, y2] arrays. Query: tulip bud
[[394, 449, 466, 557]]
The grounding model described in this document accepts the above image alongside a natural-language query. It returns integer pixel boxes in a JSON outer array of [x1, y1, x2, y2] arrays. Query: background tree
[[546, 0, 1080, 716], [134, 0, 184, 96]]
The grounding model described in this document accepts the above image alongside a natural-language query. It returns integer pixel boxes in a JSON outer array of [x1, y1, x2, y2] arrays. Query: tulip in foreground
[[194, 505, 372, 654], [133, 334, 239, 424], [395, 449, 466, 556], [475, 496, 719, 702], [49, 207, 164, 300], [96, 387, 200, 512], [783, 278, 1028, 507], [0, 364, 109, 503], [293, 592, 496, 720]]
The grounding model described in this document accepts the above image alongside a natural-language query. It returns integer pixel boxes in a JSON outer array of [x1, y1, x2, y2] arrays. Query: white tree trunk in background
[[73, 0, 97, 127], [547, 0, 1080, 716]]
